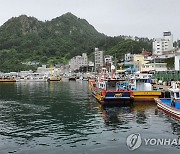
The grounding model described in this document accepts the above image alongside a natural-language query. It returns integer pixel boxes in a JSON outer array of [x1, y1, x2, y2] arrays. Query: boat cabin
[[168, 88, 180, 100], [129, 73, 153, 91], [98, 79, 128, 91]]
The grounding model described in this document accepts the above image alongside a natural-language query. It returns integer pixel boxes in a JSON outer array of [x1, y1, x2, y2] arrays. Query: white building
[[88, 61, 94, 72], [94, 48, 104, 72], [36, 65, 62, 76], [175, 54, 180, 71], [69, 53, 88, 71], [153, 31, 174, 55], [154, 53, 175, 59], [18, 70, 33, 77], [142, 63, 167, 72], [89, 61, 94, 67], [104, 55, 113, 64], [125, 53, 133, 62]]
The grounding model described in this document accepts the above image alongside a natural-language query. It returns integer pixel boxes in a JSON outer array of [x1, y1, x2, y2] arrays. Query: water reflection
[[156, 109, 180, 136], [92, 100, 157, 126], [101, 107, 133, 127], [132, 102, 157, 124], [0, 82, 180, 154], [171, 122, 180, 135]]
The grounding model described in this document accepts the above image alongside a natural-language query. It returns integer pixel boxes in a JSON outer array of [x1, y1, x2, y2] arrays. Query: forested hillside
[[0, 12, 152, 72]]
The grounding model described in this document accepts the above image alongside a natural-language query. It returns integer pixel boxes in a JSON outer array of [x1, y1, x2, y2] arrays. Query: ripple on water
[[0, 82, 180, 154]]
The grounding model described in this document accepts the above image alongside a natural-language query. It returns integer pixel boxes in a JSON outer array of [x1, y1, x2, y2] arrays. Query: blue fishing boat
[[155, 88, 180, 120]]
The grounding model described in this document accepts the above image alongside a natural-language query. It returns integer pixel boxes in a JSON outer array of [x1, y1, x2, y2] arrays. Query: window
[[171, 92, 174, 97], [176, 92, 179, 98]]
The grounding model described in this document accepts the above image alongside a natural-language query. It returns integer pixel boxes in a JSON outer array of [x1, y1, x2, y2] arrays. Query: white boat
[[128, 72, 161, 101], [16, 73, 47, 82]]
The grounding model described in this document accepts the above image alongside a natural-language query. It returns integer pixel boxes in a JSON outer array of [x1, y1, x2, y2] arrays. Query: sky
[[0, 0, 180, 40]]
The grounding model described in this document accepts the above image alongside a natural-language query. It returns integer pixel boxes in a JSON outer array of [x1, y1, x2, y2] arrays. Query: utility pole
[[115, 52, 117, 71]]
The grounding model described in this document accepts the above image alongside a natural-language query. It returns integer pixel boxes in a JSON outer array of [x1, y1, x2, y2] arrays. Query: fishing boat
[[129, 72, 161, 101], [155, 87, 180, 120], [48, 65, 61, 82], [90, 68, 134, 107]]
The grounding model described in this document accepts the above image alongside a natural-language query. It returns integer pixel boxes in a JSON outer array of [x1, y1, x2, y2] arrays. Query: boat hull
[[92, 90, 134, 107], [16, 79, 47, 82], [133, 91, 161, 102], [101, 97, 134, 107], [155, 98, 180, 120], [0, 79, 16, 82], [69, 78, 76, 81], [48, 77, 61, 81]]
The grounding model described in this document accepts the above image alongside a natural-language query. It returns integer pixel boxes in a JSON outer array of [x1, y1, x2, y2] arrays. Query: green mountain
[[0, 12, 152, 72]]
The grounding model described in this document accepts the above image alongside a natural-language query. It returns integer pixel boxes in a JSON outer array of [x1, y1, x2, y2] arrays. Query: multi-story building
[[94, 48, 104, 72], [153, 31, 174, 55], [133, 54, 149, 72], [142, 63, 167, 72], [104, 55, 113, 64], [124, 53, 133, 62], [69, 53, 88, 71], [104, 55, 113, 73]]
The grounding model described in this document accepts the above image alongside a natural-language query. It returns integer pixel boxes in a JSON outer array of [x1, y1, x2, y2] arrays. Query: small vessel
[[48, 76, 61, 81], [89, 68, 134, 107], [155, 87, 180, 120], [48, 65, 61, 82], [69, 75, 76, 81], [16, 73, 47, 82], [0, 77, 16, 82], [129, 72, 161, 101]]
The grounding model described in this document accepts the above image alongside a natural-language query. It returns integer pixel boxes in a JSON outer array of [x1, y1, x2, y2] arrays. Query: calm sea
[[0, 80, 179, 154]]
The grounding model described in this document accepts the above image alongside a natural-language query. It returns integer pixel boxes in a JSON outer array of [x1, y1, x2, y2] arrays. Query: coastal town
[[0, 1, 180, 154], [0, 31, 180, 119], [1, 31, 180, 83]]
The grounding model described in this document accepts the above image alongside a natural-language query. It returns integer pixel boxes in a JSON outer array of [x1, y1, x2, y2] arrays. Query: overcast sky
[[0, 0, 180, 40]]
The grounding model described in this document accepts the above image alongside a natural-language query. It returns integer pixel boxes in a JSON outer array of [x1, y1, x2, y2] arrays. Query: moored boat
[[0, 77, 16, 82], [16, 73, 47, 82], [129, 72, 161, 101], [69, 77, 76, 81], [155, 88, 180, 120], [90, 68, 134, 107], [48, 76, 61, 81], [48, 64, 61, 82]]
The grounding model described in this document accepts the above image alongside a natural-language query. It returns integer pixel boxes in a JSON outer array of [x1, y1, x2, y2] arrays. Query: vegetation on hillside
[[0, 13, 152, 72], [162, 57, 174, 69]]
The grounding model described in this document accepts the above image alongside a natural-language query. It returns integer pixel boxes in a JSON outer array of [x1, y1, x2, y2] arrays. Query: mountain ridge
[[0, 12, 152, 72]]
